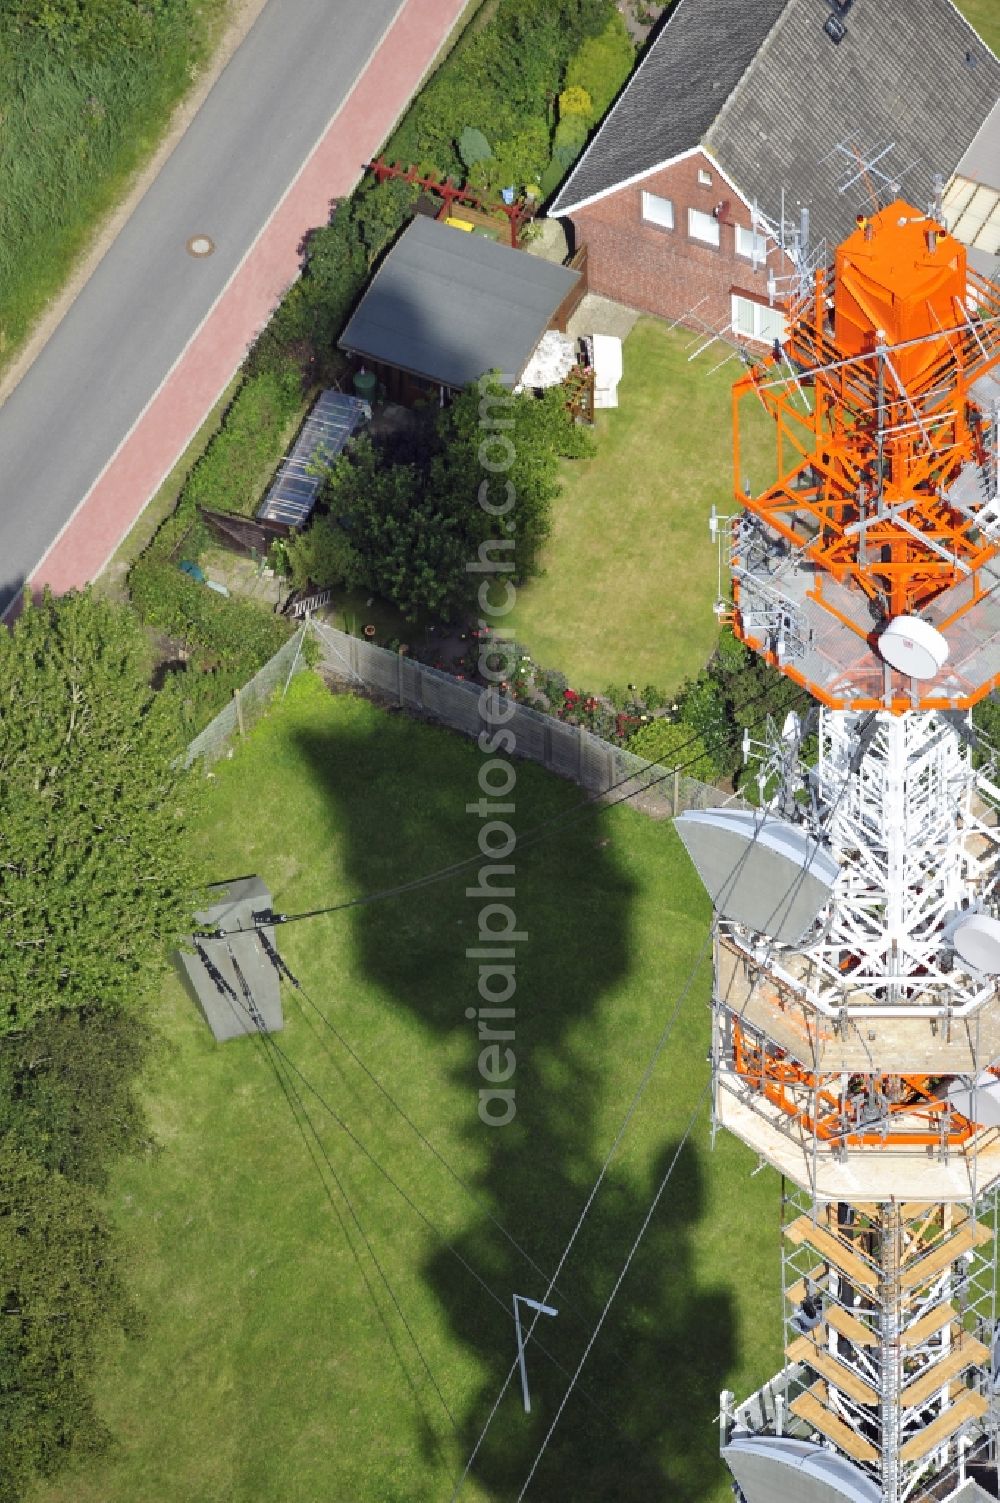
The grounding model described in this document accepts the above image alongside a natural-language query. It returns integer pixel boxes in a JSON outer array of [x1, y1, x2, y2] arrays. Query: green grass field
[[0, 1, 230, 376], [508, 318, 774, 697], [30, 674, 781, 1503], [959, 0, 1000, 51]]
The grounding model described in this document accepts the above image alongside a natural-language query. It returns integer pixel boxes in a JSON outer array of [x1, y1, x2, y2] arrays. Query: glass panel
[[641, 191, 673, 229], [736, 225, 768, 261], [731, 295, 755, 339], [688, 207, 720, 246], [757, 302, 787, 344]]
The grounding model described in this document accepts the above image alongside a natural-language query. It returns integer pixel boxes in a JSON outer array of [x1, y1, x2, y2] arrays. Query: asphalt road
[[0, 0, 403, 614]]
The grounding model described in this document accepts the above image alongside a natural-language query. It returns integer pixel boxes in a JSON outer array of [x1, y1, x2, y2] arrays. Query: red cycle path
[[29, 0, 467, 598]]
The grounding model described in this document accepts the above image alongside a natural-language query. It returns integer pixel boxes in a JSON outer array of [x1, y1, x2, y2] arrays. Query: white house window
[[688, 207, 720, 246], [731, 293, 787, 344], [641, 191, 674, 229], [736, 224, 769, 262], [697, 167, 713, 186]]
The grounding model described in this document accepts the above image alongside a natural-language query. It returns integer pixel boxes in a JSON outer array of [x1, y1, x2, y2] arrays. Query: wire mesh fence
[[182, 616, 739, 816], [181, 626, 308, 768], [306, 619, 737, 817]]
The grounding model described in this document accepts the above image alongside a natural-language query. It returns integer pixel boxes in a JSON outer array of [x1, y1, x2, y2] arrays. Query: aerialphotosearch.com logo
[[466, 374, 522, 1128]]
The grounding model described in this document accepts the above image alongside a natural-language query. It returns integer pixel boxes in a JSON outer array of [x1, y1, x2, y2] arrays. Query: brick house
[[550, 0, 1000, 344]]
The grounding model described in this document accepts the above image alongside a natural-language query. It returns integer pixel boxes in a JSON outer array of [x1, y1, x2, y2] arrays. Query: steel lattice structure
[[677, 198, 1000, 1503]]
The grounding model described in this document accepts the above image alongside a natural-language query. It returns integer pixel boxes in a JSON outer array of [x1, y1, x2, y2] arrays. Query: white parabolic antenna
[[953, 914, 1000, 974], [878, 616, 949, 679]]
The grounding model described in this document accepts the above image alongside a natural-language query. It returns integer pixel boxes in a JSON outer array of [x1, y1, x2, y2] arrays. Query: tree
[[0, 1144, 136, 1501], [0, 1005, 153, 1189], [291, 381, 593, 622], [0, 591, 199, 1035]]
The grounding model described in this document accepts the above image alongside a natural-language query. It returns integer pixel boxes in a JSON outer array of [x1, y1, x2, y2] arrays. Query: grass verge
[[0, 1, 233, 380]]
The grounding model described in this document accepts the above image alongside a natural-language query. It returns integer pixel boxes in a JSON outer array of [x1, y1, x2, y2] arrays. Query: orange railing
[[732, 1021, 976, 1148]]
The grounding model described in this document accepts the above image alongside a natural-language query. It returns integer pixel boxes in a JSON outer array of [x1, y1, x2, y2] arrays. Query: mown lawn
[[508, 317, 775, 697], [959, 0, 1000, 52], [31, 674, 781, 1503]]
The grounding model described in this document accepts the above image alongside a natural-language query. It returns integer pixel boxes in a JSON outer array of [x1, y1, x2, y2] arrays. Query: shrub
[[675, 670, 736, 775], [627, 715, 716, 782], [565, 11, 635, 117], [471, 118, 553, 196], [458, 125, 493, 169], [183, 361, 304, 518], [559, 84, 593, 119], [128, 560, 293, 670], [286, 513, 365, 593], [385, 0, 616, 181]]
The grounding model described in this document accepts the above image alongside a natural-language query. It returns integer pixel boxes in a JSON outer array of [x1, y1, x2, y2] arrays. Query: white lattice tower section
[[804, 710, 999, 1009]]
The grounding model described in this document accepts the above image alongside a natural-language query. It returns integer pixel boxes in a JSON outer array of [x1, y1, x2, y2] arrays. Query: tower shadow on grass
[[295, 705, 735, 1501]]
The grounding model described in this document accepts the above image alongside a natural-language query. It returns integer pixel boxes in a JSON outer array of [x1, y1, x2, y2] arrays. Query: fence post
[[234, 687, 245, 739], [349, 634, 360, 679], [396, 650, 403, 706], [673, 768, 680, 817]]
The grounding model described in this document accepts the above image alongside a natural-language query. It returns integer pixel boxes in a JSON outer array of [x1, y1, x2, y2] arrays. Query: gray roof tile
[[707, 0, 1000, 248], [553, 0, 1000, 252], [551, 0, 788, 214]]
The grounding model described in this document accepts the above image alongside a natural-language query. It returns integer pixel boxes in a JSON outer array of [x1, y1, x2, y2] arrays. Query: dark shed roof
[[338, 217, 580, 389], [553, 0, 1000, 250]]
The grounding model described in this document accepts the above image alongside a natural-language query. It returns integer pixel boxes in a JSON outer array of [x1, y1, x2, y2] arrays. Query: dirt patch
[[617, 0, 669, 46], [0, 0, 270, 410]]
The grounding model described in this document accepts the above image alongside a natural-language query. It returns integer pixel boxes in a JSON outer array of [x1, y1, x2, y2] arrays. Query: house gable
[[550, 0, 790, 217], [554, 0, 1000, 250], [567, 149, 793, 333]]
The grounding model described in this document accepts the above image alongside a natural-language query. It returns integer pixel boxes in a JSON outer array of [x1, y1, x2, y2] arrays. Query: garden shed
[[338, 216, 584, 404], [174, 876, 283, 1043]]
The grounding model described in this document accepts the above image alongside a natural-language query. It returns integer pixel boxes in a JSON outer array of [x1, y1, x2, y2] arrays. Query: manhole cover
[[186, 235, 215, 258]]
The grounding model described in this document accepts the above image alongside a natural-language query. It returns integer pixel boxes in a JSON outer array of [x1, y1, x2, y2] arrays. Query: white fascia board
[[944, 0, 1000, 64], [699, 148, 752, 212], [553, 145, 755, 224], [554, 145, 704, 217], [551, 0, 694, 216]]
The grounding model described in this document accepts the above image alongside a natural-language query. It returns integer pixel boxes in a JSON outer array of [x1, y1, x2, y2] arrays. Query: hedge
[[129, 560, 292, 668]]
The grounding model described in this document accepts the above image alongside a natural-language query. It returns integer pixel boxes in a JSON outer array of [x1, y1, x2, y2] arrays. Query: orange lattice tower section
[[684, 199, 1000, 1503], [730, 198, 1000, 712]]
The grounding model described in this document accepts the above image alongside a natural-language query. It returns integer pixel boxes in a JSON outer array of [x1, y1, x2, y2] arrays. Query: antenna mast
[[680, 198, 1000, 1503]]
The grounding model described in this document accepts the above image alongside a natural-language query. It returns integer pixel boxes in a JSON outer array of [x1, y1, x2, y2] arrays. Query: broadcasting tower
[[676, 200, 1000, 1503]]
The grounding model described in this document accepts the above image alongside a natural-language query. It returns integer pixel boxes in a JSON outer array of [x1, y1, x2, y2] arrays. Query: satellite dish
[[953, 914, 1000, 974], [948, 1070, 1000, 1127], [878, 616, 949, 680], [675, 809, 840, 945]]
